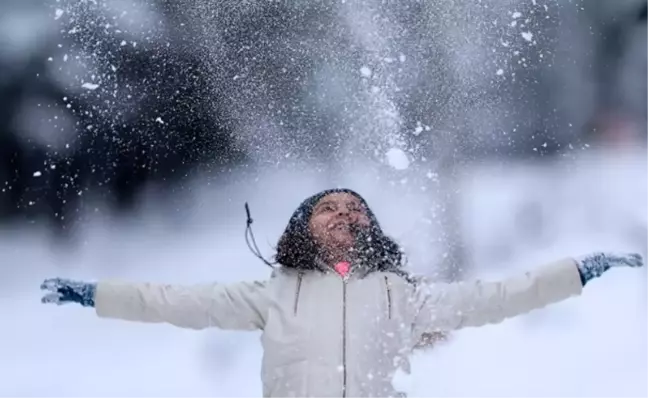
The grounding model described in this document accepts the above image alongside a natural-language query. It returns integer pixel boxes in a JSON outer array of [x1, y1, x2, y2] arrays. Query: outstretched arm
[[411, 252, 642, 339], [41, 277, 270, 331]]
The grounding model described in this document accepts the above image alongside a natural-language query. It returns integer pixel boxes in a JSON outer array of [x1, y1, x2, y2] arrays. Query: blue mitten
[[575, 252, 644, 286], [41, 278, 96, 307]]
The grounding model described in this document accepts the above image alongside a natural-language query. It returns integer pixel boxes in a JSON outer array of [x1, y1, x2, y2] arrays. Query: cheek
[[357, 214, 371, 226], [309, 216, 328, 239]]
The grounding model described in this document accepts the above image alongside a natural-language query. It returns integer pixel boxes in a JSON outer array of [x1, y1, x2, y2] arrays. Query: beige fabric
[[95, 258, 582, 397]]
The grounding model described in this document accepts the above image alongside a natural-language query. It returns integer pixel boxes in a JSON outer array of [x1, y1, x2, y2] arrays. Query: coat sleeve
[[94, 279, 270, 330], [411, 258, 583, 339]]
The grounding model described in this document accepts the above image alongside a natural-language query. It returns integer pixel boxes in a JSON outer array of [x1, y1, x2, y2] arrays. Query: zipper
[[341, 278, 348, 398], [383, 276, 392, 320], [293, 273, 303, 315]]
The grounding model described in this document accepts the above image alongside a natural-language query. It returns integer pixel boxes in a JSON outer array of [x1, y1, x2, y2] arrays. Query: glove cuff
[[575, 253, 609, 286], [80, 283, 97, 307]]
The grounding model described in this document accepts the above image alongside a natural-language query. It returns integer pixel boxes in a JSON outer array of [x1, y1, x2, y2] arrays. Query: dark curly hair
[[275, 188, 408, 276]]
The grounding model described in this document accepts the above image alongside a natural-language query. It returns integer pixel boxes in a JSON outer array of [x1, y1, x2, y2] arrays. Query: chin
[[340, 242, 357, 254], [329, 239, 355, 252]]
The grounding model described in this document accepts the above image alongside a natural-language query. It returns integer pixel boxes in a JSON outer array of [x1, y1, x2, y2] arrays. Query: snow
[[412, 125, 424, 136], [391, 366, 413, 394], [32, 171, 42, 177], [385, 148, 410, 170], [0, 152, 644, 397], [54, 9, 64, 20], [359, 66, 372, 78], [521, 31, 534, 42], [81, 82, 99, 90], [26, 0, 580, 175]]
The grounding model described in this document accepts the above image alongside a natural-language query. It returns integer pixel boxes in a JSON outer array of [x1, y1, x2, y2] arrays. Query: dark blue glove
[[40, 278, 96, 307], [575, 252, 643, 286]]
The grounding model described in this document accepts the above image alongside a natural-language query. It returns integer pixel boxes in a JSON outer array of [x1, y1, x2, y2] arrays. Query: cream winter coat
[[94, 258, 582, 397]]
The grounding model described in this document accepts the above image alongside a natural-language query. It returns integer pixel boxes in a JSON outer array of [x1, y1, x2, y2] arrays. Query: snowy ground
[[1, 150, 646, 397]]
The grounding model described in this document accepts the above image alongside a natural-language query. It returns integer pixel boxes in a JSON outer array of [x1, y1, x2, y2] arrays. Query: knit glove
[[575, 252, 643, 286], [41, 278, 96, 307]]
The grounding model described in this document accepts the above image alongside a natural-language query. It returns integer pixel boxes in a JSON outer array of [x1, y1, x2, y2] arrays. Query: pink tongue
[[334, 261, 351, 277]]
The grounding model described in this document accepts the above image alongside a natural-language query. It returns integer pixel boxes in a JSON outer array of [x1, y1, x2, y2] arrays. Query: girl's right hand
[[575, 252, 644, 286], [41, 278, 96, 307]]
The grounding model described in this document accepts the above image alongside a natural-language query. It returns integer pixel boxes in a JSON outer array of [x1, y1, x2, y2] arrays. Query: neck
[[321, 247, 355, 268]]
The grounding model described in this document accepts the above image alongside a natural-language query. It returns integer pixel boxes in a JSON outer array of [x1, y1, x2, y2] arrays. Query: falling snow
[[81, 82, 99, 90], [385, 148, 410, 170]]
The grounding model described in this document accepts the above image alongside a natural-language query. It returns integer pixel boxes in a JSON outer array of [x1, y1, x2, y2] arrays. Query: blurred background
[[1, 0, 646, 396]]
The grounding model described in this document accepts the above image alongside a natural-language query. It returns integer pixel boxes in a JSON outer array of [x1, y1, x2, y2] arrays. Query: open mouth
[[329, 221, 351, 231]]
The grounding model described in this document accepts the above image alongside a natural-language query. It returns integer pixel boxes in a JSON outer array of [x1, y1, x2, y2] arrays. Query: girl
[[41, 188, 643, 397]]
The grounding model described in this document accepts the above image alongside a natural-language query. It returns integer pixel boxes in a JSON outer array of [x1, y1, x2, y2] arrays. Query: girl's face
[[308, 192, 371, 255]]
